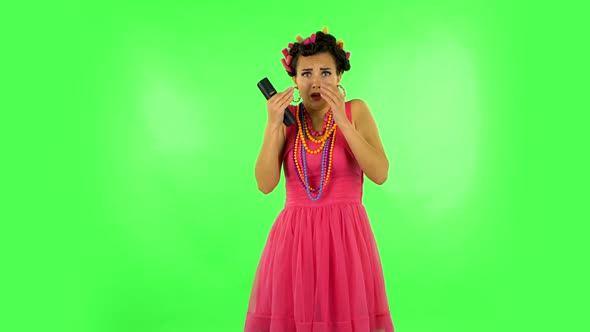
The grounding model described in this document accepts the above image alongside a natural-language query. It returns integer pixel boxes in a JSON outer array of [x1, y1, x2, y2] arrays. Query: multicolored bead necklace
[[293, 102, 337, 201]]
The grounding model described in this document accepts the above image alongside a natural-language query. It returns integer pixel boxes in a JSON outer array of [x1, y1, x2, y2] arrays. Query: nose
[[312, 76, 321, 89]]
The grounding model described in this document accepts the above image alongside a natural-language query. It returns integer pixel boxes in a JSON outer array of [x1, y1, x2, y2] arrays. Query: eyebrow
[[301, 67, 333, 71]]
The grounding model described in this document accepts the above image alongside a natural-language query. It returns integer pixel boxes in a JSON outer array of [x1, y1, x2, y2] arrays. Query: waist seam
[[284, 199, 363, 208]]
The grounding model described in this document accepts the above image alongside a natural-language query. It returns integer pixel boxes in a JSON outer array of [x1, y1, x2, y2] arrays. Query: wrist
[[335, 118, 353, 131], [266, 123, 283, 135]]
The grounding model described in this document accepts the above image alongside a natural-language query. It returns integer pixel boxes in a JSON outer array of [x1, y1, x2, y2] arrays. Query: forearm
[[338, 122, 389, 184], [255, 125, 286, 193]]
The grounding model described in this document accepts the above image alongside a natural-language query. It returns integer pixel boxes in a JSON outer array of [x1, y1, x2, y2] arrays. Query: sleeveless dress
[[244, 101, 395, 332]]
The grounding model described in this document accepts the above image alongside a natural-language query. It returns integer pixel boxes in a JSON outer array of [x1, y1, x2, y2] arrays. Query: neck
[[303, 102, 331, 121]]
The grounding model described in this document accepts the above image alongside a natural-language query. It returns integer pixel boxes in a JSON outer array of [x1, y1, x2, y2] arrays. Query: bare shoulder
[[349, 98, 386, 154], [350, 99, 372, 127]]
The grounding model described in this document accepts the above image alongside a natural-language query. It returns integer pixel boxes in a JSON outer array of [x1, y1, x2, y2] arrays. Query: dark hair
[[286, 31, 351, 77]]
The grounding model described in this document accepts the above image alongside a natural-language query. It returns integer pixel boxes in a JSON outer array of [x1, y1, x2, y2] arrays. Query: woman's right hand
[[266, 86, 294, 130]]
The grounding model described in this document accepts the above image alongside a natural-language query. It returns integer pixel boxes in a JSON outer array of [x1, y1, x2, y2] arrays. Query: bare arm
[[338, 99, 389, 185], [255, 125, 286, 194], [255, 86, 294, 194]]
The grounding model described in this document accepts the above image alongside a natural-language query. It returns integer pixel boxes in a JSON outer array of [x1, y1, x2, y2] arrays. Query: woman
[[246, 27, 395, 332]]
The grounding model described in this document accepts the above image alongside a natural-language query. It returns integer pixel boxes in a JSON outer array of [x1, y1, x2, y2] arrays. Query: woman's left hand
[[320, 84, 347, 127]]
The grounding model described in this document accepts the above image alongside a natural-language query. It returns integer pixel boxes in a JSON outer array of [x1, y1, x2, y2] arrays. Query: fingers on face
[[322, 91, 336, 106], [322, 84, 340, 95], [321, 85, 339, 101]]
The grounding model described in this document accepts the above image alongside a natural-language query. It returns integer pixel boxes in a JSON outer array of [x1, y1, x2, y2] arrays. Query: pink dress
[[245, 101, 395, 332]]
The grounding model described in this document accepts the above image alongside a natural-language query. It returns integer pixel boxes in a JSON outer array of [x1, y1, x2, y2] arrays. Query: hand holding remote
[[257, 77, 297, 127]]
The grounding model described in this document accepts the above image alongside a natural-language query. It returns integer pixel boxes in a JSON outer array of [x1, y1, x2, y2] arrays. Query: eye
[[322, 71, 332, 77], [302, 72, 311, 77]]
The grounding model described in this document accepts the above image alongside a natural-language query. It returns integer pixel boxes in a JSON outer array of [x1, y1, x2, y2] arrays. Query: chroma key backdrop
[[1, 1, 587, 332]]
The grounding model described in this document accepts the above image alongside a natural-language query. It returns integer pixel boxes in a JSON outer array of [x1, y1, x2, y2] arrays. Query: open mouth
[[311, 93, 322, 101]]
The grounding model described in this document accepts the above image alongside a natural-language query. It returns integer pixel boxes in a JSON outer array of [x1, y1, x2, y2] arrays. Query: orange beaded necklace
[[293, 103, 337, 193]]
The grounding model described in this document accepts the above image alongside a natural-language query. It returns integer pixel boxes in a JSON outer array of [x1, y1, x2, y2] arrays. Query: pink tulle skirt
[[244, 201, 395, 332]]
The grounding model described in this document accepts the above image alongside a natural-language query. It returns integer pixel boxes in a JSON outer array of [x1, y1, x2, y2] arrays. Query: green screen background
[[2, 1, 588, 331]]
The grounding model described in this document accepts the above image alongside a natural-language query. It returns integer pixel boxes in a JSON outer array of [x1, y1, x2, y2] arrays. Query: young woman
[[246, 28, 395, 332]]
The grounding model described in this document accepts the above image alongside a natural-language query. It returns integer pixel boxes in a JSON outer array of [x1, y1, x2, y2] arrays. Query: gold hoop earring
[[291, 86, 301, 104], [337, 84, 346, 97]]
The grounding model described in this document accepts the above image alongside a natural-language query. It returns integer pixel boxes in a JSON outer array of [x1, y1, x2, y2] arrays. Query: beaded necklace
[[304, 109, 331, 137], [293, 103, 337, 200]]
